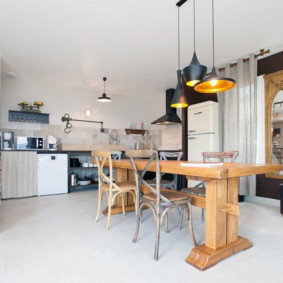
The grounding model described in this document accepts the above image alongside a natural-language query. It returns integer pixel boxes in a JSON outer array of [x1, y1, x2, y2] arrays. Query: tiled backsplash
[[0, 124, 182, 150]]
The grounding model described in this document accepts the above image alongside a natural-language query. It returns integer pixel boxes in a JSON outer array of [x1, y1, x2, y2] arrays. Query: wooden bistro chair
[[147, 151, 183, 190], [181, 150, 239, 223], [126, 149, 197, 261], [101, 151, 122, 183], [92, 150, 137, 230]]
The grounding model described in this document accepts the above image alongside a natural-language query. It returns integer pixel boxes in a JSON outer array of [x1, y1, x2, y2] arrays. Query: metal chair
[[181, 150, 239, 223], [202, 151, 239, 163], [111, 151, 122, 160], [92, 150, 136, 230], [126, 149, 197, 261], [147, 151, 183, 190]]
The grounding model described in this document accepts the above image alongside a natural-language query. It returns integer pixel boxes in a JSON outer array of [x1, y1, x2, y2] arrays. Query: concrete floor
[[0, 190, 282, 283]]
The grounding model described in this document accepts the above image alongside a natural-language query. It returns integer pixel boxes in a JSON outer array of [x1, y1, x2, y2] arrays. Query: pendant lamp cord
[[212, 0, 215, 67], [193, 0, 195, 51], [178, 7, 180, 70], [104, 78, 106, 93]]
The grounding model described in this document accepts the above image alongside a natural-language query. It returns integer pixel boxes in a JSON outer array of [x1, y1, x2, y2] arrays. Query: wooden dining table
[[105, 159, 282, 271]]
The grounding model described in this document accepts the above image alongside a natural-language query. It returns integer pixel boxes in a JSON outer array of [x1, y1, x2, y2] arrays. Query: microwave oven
[[16, 136, 44, 150]]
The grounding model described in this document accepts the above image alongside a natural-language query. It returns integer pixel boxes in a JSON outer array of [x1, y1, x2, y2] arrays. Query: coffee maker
[[1, 132, 14, 150], [47, 136, 57, 150]]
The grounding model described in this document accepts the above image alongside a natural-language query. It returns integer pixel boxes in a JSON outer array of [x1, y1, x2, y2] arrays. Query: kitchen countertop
[[0, 150, 92, 153], [0, 149, 183, 154]]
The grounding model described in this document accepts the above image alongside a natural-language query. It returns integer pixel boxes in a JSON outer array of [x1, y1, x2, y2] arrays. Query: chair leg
[[154, 215, 161, 261], [95, 190, 102, 222], [129, 190, 138, 216], [178, 207, 184, 230], [106, 194, 112, 230], [187, 203, 197, 247], [135, 192, 138, 216], [164, 207, 169, 233], [133, 206, 142, 243], [121, 192, 126, 216], [201, 208, 205, 222]]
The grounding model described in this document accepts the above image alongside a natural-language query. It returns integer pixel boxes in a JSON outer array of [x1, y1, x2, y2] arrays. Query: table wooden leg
[[205, 179, 228, 249], [227, 178, 239, 243], [102, 168, 136, 215], [186, 178, 253, 271]]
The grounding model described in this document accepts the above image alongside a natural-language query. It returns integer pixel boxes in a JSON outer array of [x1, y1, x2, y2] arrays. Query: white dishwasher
[[37, 153, 68, 196]]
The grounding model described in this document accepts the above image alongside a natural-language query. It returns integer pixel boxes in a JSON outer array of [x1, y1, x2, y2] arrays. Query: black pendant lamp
[[183, 0, 207, 87], [194, 0, 236, 93], [98, 77, 111, 102], [171, 3, 188, 108]]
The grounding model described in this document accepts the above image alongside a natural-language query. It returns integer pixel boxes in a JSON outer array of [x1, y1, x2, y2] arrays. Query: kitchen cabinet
[[1, 151, 37, 199], [68, 151, 98, 192]]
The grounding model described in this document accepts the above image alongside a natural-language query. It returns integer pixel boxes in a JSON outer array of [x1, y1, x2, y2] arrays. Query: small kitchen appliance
[[1, 132, 15, 150], [16, 136, 44, 150], [47, 136, 57, 150]]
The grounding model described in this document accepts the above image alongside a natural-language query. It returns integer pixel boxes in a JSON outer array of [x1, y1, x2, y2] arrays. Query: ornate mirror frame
[[265, 70, 283, 179]]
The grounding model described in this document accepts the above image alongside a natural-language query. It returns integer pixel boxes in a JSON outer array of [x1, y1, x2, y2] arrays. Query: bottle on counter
[[70, 172, 77, 186]]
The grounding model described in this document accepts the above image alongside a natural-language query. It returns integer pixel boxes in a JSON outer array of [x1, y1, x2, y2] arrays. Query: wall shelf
[[8, 110, 49, 124], [125, 129, 147, 136]]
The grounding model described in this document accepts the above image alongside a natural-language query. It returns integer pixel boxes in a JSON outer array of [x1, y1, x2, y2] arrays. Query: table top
[[111, 160, 283, 179]]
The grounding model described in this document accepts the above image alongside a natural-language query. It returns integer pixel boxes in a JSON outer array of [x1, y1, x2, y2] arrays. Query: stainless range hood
[[151, 88, 182, 125]]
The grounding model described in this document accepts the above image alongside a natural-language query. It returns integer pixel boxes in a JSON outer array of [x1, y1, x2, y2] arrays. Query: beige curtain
[[217, 54, 257, 196]]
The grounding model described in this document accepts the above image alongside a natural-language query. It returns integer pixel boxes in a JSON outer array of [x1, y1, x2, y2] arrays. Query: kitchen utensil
[[70, 173, 77, 186], [77, 177, 91, 186], [70, 158, 80, 167], [148, 140, 155, 150], [88, 162, 97, 167], [77, 180, 91, 186]]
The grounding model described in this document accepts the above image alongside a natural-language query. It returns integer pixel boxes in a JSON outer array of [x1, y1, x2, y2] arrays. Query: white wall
[[0, 57, 2, 112], [0, 69, 183, 150], [0, 71, 182, 131], [0, 74, 150, 131]]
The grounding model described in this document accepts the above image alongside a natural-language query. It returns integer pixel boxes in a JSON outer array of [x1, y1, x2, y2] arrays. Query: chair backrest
[[92, 144, 126, 151], [202, 151, 239, 163], [159, 151, 183, 161], [126, 150, 170, 205], [91, 150, 115, 189], [159, 151, 183, 190], [111, 151, 122, 160]]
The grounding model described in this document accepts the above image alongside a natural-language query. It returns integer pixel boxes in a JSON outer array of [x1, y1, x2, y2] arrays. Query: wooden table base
[[102, 204, 136, 216], [185, 236, 253, 271]]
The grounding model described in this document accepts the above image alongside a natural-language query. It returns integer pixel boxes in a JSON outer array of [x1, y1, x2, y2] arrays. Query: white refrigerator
[[187, 101, 219, 185]]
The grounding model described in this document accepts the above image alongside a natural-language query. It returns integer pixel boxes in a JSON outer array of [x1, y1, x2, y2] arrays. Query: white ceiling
[[1, 0, 283, 98]]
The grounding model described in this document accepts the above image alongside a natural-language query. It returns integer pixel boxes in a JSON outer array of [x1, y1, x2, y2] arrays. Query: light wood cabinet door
[[1, 151, 37, 199]]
